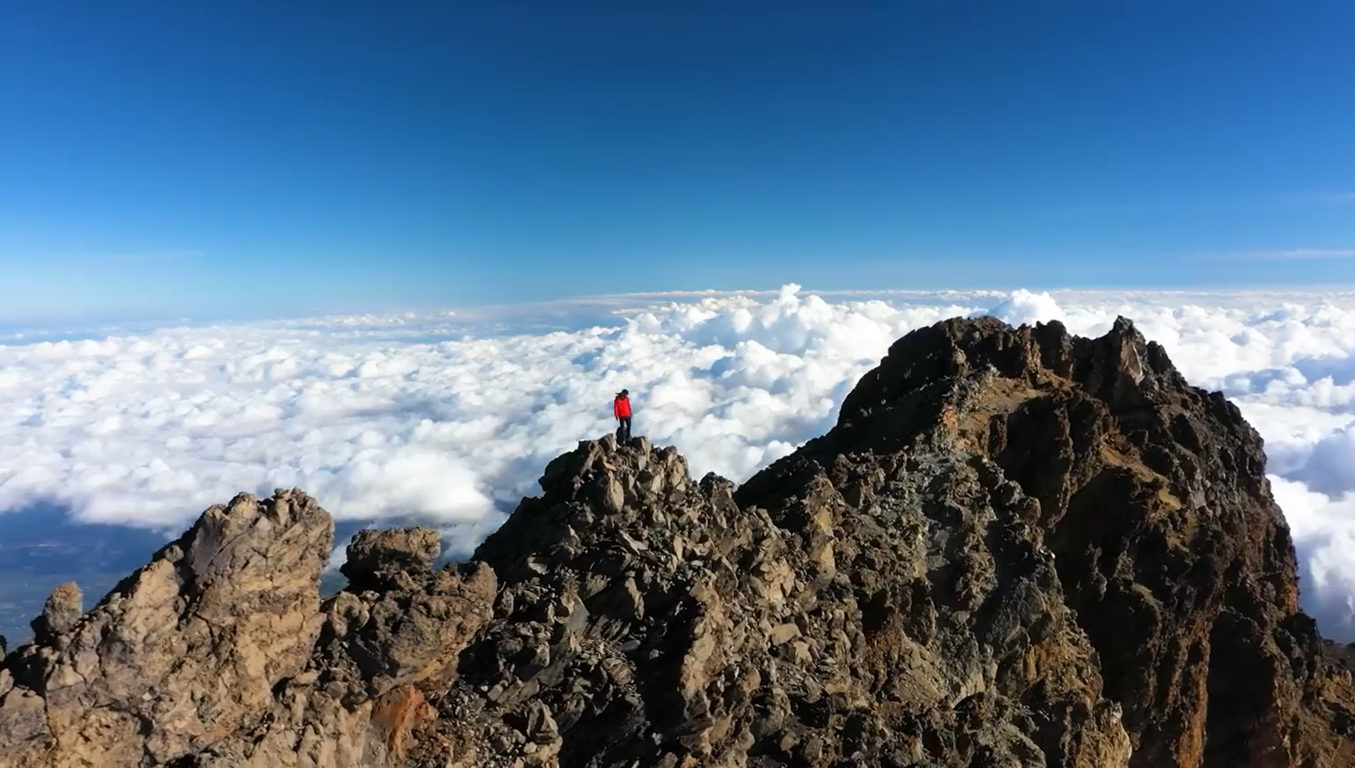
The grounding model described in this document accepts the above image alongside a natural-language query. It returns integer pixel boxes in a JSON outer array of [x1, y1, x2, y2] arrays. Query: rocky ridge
[[2, 316, 1353, 767]]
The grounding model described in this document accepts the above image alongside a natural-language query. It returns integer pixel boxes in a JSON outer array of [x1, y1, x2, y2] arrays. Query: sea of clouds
[[5, 285, 1355, 640]]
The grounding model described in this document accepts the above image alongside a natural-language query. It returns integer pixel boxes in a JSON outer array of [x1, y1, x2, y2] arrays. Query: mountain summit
[[2, 317, 1352, 767]]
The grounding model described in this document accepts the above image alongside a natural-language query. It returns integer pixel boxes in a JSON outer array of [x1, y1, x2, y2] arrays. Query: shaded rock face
[[745, 316, 1355, 767], [189, 547, 496, 766], [440, 435, 1132, 767], [2, 317, 1353, 767]]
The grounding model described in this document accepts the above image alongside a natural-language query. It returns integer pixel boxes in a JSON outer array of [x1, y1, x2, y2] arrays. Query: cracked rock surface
[[3, 317, 1354, 767]]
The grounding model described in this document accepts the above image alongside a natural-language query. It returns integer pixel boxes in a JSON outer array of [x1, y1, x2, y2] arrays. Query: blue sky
[[2, 1, 1354, 320]]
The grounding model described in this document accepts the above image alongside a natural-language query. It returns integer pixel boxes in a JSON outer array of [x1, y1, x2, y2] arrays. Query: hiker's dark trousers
[[617, 416, 632, 442]]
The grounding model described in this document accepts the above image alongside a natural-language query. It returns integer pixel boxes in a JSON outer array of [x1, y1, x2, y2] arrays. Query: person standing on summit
[[613, 389, 632, 442]]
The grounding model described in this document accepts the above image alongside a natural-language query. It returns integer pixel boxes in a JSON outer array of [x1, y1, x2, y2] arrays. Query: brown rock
[[743, 316, 1355, 767], [341, 527, 442, 588], [2, 316, 1352, 768], [372, 685, 436, 761], [32, 581, 82, 642], [0, 489, 333, 766]]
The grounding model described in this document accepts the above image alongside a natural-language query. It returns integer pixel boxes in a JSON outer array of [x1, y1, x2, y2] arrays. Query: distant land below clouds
[[5, 286, 1355, 644]]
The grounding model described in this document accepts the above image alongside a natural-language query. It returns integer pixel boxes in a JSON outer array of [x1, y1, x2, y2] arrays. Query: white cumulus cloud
[[5, 287, 1355, 640], [971, 288, 1066, 326]]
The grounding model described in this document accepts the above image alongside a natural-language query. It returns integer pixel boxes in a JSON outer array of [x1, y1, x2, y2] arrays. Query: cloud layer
[[5, 286, 1355, 639]]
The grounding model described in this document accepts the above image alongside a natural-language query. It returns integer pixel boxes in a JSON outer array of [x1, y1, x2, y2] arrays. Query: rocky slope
[[2, 316, 1353, 767]]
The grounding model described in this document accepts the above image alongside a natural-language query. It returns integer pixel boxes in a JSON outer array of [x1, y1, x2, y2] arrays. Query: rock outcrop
[[757, 316, 1355, 767], [2, 316, 1353, 767], [0, 490, 334, 766]]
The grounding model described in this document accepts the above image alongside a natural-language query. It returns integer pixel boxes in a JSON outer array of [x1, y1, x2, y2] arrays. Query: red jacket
[[613, 396, 631, 418]]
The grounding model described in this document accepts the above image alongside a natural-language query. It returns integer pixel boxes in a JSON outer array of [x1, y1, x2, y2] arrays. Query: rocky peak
[[2, 317, 1354, 767], [819, 316, 1180, 453], [0, 490, 334, 766], [743, 317, 1353, 767]]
